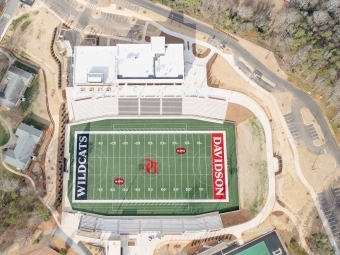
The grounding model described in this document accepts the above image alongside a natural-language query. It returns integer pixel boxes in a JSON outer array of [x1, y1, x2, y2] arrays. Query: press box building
[[73, 37, 184, 90]]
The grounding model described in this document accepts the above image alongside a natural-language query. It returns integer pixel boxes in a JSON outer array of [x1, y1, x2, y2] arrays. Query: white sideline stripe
[[77, 130, 225, 134], [73, 198, 228, 203]]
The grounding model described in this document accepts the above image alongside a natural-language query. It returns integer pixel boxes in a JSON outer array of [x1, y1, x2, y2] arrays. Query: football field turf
[[68, 118, 239, 216]]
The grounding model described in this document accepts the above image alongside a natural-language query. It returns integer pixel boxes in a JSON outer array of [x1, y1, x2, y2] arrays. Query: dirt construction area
[[207, 51, 332, 251], [1, 7, 65, 213], [237, 116, 268, 215]]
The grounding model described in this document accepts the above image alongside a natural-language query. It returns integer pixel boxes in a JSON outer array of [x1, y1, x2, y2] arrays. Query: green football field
[[68, 118, 239, 216], [236, 242, 270, 255]]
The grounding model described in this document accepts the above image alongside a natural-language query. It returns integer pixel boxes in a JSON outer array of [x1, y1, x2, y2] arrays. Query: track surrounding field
[[68, 119, 238, 216]]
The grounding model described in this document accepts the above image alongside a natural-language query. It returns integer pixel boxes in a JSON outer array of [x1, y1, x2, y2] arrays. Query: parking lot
[[64, 0, 79, 9], [43, 0, 76, 22], [306, 124, 319, 141], [101, 12, 129, 25], [317, 192, 340, 245], [333, 188, 340, 207], [114, 0, 140, 12], [283, 113, 300, 141]]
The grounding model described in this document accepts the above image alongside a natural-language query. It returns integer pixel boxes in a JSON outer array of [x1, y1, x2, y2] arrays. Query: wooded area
[[0, 169, 50, 252], [156, 0, 340, 129]]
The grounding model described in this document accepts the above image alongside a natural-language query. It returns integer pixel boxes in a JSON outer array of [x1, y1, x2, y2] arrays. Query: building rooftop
[[73, 37, 184, 85], [116, 43, 184, 81], [116, 44, 154, 79], [151, 36, 165, 54], [73, 46, 117, 85], [199, 231, 287, 255], [3, 122, 43, 170], [0, 66, 33, 109]]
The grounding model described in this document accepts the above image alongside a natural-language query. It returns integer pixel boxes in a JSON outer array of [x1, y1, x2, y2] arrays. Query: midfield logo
[[141, 158, 159, 174]]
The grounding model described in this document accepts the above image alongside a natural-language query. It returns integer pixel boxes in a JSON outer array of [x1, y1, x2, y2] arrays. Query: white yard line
[[80, 130, 225, 134]]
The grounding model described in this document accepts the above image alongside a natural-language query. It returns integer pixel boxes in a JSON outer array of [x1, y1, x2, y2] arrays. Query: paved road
[[42, 0, 142, 37], [0, 0, 19, 38], [128, 0, 340, 166]]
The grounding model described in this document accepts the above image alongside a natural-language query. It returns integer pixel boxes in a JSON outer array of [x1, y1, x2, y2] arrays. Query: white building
[[73, 37, 184, 91]]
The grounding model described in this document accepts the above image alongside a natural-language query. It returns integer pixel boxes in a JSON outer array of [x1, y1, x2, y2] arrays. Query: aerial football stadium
[[65, 37, 239, 216], [67, 118, 238, 216]]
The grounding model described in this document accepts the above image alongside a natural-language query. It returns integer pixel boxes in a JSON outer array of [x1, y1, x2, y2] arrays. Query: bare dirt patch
[[225, 102, 254, 124], [207, 54, 252, 91], [49, 236, 78, 255], [233, 34, 287, 80], [145, 23, 162, 40], [5, 8, 59, 72], [206, 53, 218, 87], [220, 209, 254, 228], [271, 92, 292, 115], [159, 31, 184, 44], [301, 108, 315, 125], [192, 43, 210, 58], [153, 234, 236, 255], [297, 145, 339, 193], [237, 117, 268, 215], [204, 40, 328, 249], [242, 213, 294, 244], [97, 0, 114, 7]]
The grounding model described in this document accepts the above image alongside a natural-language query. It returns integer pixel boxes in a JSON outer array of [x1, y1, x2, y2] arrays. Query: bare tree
[[254, 13, 269, 29], [274, 8, 300, 33], [327, 80, 340, 108], [329, 68, 338, 82], [313, 10, 332, 26], [292, 0, 318, 10], [291, 45, 312, 67], [1, 179, 19, 192], [238, 4, 254, 21], [313, 76, 327, 91], [334, 25, 340, 40], [323, 0, 340, 15]]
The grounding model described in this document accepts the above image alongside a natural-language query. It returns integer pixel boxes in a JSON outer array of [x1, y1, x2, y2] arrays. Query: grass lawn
[[20, 75, 39, 113], [0, 121, 9, 147], [11, 14, 29, 30], [13, 61, 38, 75]]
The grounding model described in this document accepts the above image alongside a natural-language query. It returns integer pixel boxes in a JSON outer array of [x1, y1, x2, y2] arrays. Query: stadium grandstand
[[66, 36, 229, 122]]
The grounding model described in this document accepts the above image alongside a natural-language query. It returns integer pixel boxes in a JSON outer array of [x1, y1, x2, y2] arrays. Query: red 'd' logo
[[114, 178, 124, 185], [176, 148, 186, 154]]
